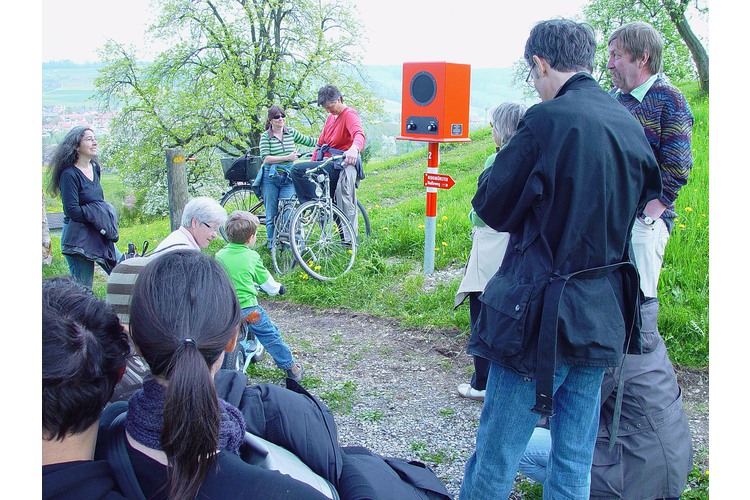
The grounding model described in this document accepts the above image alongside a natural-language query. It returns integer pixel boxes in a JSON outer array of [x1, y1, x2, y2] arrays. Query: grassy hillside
[[42, 83, 709, 369]]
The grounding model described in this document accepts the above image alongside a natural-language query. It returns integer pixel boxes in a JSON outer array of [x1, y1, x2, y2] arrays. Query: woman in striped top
[[257, 105, 317, 246]]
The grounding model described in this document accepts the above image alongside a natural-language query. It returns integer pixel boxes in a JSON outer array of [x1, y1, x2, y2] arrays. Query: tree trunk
[[663, 0, 709, 93], [166, 148, 189, 232], [42, 193, 52, 265]]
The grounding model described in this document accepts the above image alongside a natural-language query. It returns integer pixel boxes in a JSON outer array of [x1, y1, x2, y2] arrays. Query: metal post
[[423, 142, 440, 274]]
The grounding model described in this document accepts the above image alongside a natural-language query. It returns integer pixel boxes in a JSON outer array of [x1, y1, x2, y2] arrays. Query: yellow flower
[[299, 273, 309, 280], [314, 265, 321, 271], [437, 223, 442, 227], [441, 215, 448, 221], [679, 224, 686, 229], [374, 204, 380, 209], [441, 241, 448, 247], [347, 249, 352, 254], [382, 227, 389, 231], [685, 206, 693, 212], [418, 224, 425, 229], [702, 213, 706, 217], [308, 260, 314, 267]]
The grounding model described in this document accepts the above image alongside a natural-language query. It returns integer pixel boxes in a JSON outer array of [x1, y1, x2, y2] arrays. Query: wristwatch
[[638, 213, 656, 225]]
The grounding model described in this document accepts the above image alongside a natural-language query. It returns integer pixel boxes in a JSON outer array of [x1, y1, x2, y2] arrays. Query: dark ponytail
[[129, 250, 241, 499]]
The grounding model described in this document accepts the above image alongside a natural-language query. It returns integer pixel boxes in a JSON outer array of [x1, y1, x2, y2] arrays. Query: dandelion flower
[[441, 241, 448, 247], [441, 215, 448, 221], [375, 204, 380, 209], [685, 206, 693, 212], [382, 227, 389, 231], [418, 224, 425, 229], [314, 265, 321, 271], [679, 224, 686, 229]]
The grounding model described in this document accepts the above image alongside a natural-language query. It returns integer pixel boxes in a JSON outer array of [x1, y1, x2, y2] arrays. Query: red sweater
[[316, 106, 366, 155]]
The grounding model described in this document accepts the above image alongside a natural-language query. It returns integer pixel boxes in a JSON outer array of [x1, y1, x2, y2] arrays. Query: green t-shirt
[[215, 243, 271, 308], [468, 152, 497, 227]]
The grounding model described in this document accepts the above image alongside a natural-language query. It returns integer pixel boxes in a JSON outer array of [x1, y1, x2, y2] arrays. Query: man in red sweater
[[290, 84, 366, 235]]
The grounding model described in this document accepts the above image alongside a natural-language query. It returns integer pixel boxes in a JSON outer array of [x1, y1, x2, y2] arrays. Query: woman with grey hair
[[154, 196, 228, 252], [454, 102, 527, 401]]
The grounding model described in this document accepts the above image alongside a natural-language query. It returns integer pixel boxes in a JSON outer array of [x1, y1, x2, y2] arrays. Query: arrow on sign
[[423, 173, 456, 190]]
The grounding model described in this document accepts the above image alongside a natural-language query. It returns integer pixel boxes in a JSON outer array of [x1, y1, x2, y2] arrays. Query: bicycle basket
[[221, 154, 260, 182]]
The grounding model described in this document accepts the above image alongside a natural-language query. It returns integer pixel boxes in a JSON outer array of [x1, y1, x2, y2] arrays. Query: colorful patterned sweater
[[612, 77, 694, 222]]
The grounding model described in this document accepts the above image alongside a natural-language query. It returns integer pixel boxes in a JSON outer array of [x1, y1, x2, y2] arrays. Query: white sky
[[40, 0, 586, 67]]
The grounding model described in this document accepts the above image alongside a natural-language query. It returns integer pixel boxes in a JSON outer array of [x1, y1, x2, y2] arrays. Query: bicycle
[[288, 154, 357, 281], [218, 152, 371, 246]]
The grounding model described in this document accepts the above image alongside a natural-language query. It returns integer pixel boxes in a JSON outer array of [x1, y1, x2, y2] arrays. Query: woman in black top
[[47, 126, 120, 287]]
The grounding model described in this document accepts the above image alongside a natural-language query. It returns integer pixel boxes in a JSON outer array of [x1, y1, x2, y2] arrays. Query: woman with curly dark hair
[[47, 126, 120, 287]]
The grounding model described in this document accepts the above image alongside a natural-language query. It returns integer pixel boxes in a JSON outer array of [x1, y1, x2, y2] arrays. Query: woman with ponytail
[[122, 250, 329, 499]]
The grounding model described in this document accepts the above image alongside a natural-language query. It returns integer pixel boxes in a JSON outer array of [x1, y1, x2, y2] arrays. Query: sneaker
[[285, 363, 305, 383], [457, 383, 485, 401]]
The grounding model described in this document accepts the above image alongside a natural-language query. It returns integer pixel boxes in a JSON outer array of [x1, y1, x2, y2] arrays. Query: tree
[[94, 0, 382, 216], [584, 0, 708, 93]]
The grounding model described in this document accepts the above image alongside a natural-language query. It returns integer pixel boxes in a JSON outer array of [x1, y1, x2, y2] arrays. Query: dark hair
[[224, 210, 259, 244], [46, 126, 95, 197], [42, 276, 129, 441], [129, 250, 241, 499], [608, 21, 663, 75], [317, 84, 343, 106], [264, 105, 286, 130], [524, 19, 596, 73]]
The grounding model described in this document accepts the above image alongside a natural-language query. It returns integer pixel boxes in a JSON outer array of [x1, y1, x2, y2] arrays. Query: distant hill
[[42, 62, 534, 113]]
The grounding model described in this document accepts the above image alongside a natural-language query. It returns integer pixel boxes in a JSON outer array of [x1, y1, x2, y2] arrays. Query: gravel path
[[257, 299, 709, 498]]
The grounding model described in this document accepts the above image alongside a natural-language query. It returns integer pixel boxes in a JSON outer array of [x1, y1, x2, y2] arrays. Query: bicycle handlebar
[[304, 154, 345, 176]]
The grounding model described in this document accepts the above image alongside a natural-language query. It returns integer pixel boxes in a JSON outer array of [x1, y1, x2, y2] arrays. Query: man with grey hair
[[459, 19, 661, 499], [607, 21, 694, 299]]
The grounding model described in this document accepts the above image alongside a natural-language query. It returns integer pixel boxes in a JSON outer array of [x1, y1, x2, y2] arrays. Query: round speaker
[[409, 71, 437, 106]]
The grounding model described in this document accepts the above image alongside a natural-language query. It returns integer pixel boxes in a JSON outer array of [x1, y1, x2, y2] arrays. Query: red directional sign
[[423, 173, 455, 189]]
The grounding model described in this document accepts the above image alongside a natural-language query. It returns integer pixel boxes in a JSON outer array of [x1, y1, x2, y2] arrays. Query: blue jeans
[[61, 222, 121, 288], [241, 305, 295, 370], [261, 167, 296, 247], [460, 362, 605, 500], [518, 427, 553, 484]]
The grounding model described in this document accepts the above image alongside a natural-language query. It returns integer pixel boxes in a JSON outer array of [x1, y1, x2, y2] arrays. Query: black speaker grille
[[410, 71, 437, 106]]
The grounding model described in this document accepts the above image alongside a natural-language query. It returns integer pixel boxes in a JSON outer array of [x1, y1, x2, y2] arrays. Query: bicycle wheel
[[219, 186, 266, 245], [290, 201, 357, 281], [356, 199, 371, 241], [271, 199, 298, 274]]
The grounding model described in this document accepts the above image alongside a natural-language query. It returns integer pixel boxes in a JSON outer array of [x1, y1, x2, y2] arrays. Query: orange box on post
[[398, 61, 471, 143]]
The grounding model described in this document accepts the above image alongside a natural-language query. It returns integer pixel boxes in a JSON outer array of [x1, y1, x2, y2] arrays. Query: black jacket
[[60, 163, 118, 269], [468, 73, 662, 413]]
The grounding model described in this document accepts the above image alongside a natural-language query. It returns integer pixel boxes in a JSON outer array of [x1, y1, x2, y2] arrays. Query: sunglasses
[[272, 114, 286, 119]]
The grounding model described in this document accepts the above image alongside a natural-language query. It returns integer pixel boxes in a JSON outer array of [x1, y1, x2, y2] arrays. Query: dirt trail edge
[[260, 300, 709, 498]]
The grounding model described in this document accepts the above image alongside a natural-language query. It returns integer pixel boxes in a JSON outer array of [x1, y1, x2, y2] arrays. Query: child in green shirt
[[215, 211, 304, 382]]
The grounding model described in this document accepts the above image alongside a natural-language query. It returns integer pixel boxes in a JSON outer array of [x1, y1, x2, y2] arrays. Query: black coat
[[468, 73, 662, 412], [60, 163, 118, 270]]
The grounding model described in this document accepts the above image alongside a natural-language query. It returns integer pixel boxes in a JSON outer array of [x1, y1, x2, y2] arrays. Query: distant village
[[42, 106, 116, 139]]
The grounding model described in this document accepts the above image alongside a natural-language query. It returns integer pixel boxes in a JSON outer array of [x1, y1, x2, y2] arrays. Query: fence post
[[166, 148, 189, 231]]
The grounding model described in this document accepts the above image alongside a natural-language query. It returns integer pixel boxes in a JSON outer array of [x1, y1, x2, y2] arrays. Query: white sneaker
[[457, 383, 485, 401]]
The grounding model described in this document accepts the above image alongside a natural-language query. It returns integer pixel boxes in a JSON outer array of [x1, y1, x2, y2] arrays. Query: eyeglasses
[[202, 221, 219, 234], [525, 63, 535, 88], [272, 114, 286, 119]]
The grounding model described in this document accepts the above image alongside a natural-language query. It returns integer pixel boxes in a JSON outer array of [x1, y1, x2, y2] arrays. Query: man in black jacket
[[459, 19, 662, 499]]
